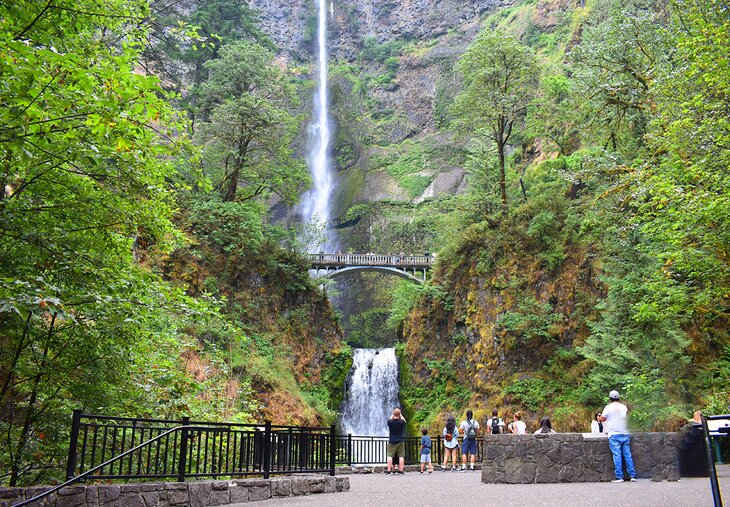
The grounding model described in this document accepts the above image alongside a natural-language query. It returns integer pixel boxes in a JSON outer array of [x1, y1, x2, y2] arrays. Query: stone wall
[[0, 476, 349, 507], [481, 433, 681, 484]]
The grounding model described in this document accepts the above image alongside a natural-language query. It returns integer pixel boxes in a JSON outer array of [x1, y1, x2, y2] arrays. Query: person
[[386, 408, 407, 475], [591, 412, 605, 434], [420, 428, 433, 474], [442, 415, 459, 470], [690, 410, 702, 426], [597, 390, 637, 482], [459, 410, 480, 471], [534, 416, 557, 434], [486, 409, 505, 434], [508, 411, 527, 434]]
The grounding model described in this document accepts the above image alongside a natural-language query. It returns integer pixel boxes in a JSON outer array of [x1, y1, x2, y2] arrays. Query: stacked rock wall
[[0, 476, 349, 507], [481, 433, 680, 484]]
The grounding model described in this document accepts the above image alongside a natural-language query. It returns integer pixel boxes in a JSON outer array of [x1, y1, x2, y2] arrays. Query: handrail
[[16, 425, 220, 507]]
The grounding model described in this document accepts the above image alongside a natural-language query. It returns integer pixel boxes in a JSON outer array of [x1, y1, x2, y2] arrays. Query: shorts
[[461, 438, 477, 455], [387, 441, 405, 460], [420, 452, 431, 463]]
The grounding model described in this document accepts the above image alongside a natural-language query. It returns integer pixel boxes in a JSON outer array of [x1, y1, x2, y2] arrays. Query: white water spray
[[301, 0, 334, 249], [341, 349, 401, 436]]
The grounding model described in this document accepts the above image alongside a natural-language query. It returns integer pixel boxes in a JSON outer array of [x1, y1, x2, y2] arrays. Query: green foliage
[[453, 29, 540, 214], [360, 37, 405, 63], [348, 309, 393, 348], [568, 3, 669, 152], [399, 357, 472, 430], [197, 41, 309, 202], [497, 299, 562, 345], [505, 378, 558, 411]]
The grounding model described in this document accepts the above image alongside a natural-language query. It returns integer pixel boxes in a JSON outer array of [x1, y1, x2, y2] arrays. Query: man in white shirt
[[598, 390, 637, 482], [459, 410, 480, 471]]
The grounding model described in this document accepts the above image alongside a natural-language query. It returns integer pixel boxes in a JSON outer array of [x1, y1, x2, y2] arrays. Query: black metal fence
[[66, 411, 336, 481], [66, 412, 485, 482], [334, 434, 484, 466]]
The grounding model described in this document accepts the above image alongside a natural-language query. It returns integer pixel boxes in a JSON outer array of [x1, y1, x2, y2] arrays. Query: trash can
[[678, 424, 710, 477]]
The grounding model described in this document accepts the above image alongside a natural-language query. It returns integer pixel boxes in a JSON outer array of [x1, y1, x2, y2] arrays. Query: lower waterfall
[[340, 348, 400, 436]]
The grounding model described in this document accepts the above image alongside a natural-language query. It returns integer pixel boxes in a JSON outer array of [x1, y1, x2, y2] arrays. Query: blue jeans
[[608, 434, 636, 479]]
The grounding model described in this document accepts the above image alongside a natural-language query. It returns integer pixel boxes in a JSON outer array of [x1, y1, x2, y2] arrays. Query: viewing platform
[[307, 253, 434, 283]]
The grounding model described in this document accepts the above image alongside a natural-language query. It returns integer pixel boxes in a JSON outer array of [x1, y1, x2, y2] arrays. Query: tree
[[631, 0, 729, 333], [0, 0, 195, 485], [528, 75, 583, 156], [568, 4, 670, 153], [453, 30, 539, 215], [197, 41, 308, 203]]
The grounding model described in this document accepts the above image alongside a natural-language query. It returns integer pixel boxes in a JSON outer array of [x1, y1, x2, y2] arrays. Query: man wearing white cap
[[597, 390, 637, 482]]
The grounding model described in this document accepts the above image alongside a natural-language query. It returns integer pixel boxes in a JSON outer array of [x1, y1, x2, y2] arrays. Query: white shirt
[[601, 401, 629, 436], [591, 420, 605, 434], [460, 419, 480, 436], [511, 420, 527, 434]]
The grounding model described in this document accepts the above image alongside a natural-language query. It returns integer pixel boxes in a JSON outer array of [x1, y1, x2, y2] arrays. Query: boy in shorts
[[420, 428, 433, 473]]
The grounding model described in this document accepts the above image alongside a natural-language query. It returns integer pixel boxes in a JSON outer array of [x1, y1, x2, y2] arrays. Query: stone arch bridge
[[308, 253, 433, 283]]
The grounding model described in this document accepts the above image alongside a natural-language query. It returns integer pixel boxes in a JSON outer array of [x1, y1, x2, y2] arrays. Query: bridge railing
[[309, 253, 434, 268], [334, 434, 482, 466], [66, 411, 336, 481]]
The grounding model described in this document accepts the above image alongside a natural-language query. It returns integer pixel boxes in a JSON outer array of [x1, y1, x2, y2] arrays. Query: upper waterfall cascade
[[301, 0, 335, 249], [340, 348, 400, 436]]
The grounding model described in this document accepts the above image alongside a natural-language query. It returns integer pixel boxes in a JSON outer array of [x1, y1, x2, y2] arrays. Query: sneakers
[[611, 479, 624, 483], [385, 471, 392, 475], [428, 471, 433, 474], [630, 478, 637, 482], [397, 470, 404, 475]]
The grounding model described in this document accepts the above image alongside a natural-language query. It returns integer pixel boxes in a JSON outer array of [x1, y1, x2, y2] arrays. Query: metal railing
[[66, 411, 336, 482], [335, 434, 483, 466], [309, 253, 434, 268]]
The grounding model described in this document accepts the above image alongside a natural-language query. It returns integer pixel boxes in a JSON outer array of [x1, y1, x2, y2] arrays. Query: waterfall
[[301, 0, 334, 249], [341, 348, 401, 436]]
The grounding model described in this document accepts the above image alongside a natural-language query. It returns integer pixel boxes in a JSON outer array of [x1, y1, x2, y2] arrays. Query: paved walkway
[[241, 466, 730, 507]]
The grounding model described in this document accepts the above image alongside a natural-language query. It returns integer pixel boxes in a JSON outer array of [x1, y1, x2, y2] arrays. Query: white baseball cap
[[609, 390, 620, 400]]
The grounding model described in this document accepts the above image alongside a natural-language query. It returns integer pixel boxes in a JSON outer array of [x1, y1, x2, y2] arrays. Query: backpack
[[465, 420, 478, 440], [491, 417, 501, 435]]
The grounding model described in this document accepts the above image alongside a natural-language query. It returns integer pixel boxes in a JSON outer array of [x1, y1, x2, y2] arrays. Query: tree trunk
[[222, 167, 239, 202], [497, 141, 508, 215]]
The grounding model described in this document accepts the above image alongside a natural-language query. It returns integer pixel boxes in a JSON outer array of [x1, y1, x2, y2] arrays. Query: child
[[420, 428, 433, 474]]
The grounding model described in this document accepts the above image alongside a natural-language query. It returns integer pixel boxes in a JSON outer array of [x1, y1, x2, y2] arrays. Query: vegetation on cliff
[[397, 0, 729, 434]]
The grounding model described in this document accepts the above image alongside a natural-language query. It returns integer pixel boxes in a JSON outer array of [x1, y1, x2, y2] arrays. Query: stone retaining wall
[[481, 432, 680, 484], [0, 476, 349, 507]]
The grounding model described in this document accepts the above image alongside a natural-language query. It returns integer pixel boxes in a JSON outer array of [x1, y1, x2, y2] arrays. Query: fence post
[[702, 416, 723, 507], [329, 425, 336, 476], [437, 435, 442, 466], [177, 416, 190, 483], [347, 434, 352, 466], [65, 409, 83, 480], [263, 421, 272, 479]]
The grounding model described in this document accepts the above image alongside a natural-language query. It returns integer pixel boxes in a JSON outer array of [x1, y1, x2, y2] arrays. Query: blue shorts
[[461, 438, 477, 455]]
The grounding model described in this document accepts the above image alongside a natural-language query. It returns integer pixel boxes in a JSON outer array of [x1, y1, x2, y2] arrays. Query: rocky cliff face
[[251, 0, 507, 60]]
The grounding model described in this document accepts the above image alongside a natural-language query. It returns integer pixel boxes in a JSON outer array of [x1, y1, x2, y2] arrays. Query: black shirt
[[387, 418, 406, 443]]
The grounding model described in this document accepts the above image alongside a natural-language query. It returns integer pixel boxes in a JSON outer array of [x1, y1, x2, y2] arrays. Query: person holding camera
[[597, 390, 637, 482]]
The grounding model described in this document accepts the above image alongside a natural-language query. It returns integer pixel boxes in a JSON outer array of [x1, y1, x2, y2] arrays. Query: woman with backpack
[[442, 415, 459, 470]]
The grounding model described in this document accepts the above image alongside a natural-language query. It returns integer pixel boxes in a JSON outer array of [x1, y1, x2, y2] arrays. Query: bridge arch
[[313, 265, 426, 284]]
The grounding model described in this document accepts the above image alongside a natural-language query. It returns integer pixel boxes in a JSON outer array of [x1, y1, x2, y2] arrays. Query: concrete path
[[241, 466, 730, 507]]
